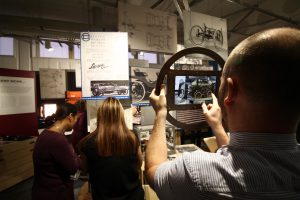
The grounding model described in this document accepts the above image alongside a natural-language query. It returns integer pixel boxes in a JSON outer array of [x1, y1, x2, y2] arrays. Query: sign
[[80, 32, 130, 99], [0, 76, 35, 115]]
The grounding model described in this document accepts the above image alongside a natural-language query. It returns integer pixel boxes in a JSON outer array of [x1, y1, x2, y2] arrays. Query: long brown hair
[[96, 97, 137, 156]]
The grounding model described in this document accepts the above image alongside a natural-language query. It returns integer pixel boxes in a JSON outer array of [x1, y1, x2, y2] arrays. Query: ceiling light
[[45, 40, 53, 51]]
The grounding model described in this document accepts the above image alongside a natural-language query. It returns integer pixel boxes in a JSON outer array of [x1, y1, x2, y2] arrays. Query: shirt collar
[[229, 132, 299, 150]]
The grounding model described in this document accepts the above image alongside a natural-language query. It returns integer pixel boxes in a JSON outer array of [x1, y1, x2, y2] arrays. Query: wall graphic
[[183, 11, 228, 60], [81, 32, 129, 99], [39, 68, 66, 99], [118, 1, 177, 54]]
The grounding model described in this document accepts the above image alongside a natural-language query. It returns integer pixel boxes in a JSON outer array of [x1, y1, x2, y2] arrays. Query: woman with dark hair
[[71, 100, 88, 154], [32, 103, 81, 200], [79, 97, 144, 200]]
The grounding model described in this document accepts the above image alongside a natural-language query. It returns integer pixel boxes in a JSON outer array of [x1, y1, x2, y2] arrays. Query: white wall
[[0, 38, 80, 71]]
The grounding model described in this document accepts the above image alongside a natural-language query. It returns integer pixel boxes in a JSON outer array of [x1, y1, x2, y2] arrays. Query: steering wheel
[[155, 47, 225, 130]]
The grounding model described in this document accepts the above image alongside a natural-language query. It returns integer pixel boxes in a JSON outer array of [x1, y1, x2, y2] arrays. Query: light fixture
[[139, 51, 144, 56], [45, 40, 53, 51]]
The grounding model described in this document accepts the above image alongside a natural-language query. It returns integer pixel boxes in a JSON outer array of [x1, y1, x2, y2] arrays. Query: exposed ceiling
[[0, 0, 299, 52]]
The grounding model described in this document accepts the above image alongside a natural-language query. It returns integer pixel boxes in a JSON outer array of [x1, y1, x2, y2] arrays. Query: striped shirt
[[154, 132, 300, 200]]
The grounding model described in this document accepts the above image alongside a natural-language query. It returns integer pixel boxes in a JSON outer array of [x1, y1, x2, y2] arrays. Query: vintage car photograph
[[90, 80, 129, 97], [130, 67, 160, 103], [175, 75, 216, 105]]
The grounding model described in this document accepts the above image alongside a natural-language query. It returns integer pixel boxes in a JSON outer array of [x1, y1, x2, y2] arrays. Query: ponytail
[[45, 103, 77, 127], [45, 113, 56, 127]]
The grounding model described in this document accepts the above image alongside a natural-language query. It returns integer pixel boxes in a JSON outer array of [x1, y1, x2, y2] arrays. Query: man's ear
[[224, 77, 237, 105]]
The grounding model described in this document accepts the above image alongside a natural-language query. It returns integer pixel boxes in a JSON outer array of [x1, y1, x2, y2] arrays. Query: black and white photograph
[[166, 126, 175, 149], [139, 130, 150, 141], [175, 75, 216, 105], [131, 105, 141, 125], [90, 80, 129, 97], [130, 67, 160, 104]]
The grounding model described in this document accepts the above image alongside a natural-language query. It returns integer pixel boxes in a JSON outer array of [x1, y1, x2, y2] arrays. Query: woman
[[71, 100, 88, 154], [32, 103, 81, 200], [80, 97, 144, 200]]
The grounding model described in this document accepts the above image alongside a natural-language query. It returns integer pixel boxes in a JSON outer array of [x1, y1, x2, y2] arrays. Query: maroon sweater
[[32, 130, 81, 200]]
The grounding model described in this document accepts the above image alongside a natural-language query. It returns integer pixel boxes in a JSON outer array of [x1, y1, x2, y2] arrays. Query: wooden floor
[[0, 177, 85, 200]]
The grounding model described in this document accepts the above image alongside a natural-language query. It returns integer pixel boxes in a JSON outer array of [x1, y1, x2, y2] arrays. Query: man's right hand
[[202, 93, 223, 128], [149, 85, 167, 115], [202, 93, 229, 147]]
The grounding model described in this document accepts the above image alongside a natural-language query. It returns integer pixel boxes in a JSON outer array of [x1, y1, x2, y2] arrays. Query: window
[[40, 40, 69, 58], [0, 37, 14, 56], [128, 52, 134, 59], [43, 104, 57, 118], [138, 52, 157, 64], [74, 44, 80, 59]]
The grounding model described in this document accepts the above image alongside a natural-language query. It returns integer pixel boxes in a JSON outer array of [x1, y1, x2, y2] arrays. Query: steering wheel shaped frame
[[155, 47, 225, 130]]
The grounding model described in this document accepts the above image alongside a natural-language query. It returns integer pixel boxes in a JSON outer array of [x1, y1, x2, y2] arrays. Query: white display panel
[[118, 1, 177, 54], [183, 11, 228, 60], [0, 76, 35, 115], [80, 32, 130, 99]]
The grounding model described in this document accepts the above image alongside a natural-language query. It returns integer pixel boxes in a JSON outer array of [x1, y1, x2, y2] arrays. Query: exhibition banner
[[118, 1, 177, 54], [80, 32, 130, 99]]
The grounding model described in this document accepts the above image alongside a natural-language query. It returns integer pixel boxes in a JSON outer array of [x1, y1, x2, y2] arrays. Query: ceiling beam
[[189, 0, 205, 7], [228, 0, 299, 26], [221, 7, 249, 18], [230, 8, 254, 32], [237, 18, 278, 30], [151, 0, 164, 9]]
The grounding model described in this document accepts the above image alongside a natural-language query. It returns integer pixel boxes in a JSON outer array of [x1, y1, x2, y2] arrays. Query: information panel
[[0, 76, 35, 115], [81, 32, 130, 99]]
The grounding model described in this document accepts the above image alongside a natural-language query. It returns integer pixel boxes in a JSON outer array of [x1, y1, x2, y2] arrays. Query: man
[[145, 27, 300, 199]]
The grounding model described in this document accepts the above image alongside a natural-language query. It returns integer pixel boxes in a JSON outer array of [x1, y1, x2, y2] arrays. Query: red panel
[[0, 68, 38, 136]]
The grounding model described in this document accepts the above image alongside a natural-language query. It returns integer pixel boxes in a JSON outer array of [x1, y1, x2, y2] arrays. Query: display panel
[[81, 32, 130, 99], [175, 75, 216, 105]]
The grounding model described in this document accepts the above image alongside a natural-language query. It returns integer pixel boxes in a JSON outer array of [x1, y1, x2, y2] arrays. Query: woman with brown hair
[[79, 97, 144, 200]]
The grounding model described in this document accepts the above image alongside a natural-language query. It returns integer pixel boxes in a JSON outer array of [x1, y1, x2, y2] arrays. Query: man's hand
[[149, 85, 167, 115], [202, 93, 223, 129], [202, 93, 229, 147]]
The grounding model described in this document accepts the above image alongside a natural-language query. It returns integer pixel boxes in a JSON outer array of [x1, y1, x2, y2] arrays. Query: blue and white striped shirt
[[154, 132, 300, 199]]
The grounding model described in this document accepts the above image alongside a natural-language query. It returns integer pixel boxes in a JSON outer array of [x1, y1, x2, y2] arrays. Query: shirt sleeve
[[51, 135, 81, 175], [153, 154, 194, 200]]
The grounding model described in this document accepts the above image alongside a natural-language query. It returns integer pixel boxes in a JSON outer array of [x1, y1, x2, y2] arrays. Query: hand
[[202, 93, 223, 129], [149, 84, 167, 114]]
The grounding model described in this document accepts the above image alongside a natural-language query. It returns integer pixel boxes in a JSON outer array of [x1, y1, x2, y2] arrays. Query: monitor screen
[[174, 75, 216, 105]]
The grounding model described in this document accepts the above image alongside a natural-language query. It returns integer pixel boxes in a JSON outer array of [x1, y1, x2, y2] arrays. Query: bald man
[[145, 27, 300, 199]]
